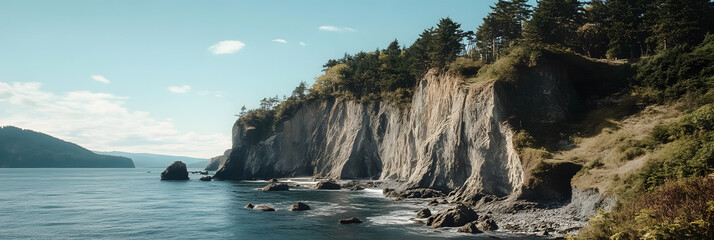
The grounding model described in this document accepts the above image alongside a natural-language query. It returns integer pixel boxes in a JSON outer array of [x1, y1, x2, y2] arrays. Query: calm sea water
[[0, 168, 539, 240]]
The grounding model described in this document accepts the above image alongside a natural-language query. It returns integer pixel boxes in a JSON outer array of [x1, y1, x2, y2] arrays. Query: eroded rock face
[[426, 204, 479, 228], [262, 183, 289, 191], [161, 161, 189, 180], [290, 202, 310, 211], [314, 180, 340, 190]]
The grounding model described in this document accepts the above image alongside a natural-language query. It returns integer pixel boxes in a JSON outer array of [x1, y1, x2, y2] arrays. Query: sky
[[0, 0, 536, 158]]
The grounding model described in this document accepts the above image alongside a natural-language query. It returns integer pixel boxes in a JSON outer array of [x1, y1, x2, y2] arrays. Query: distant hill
[[95, 151, 209, 168], [0, 126, 134, 168]]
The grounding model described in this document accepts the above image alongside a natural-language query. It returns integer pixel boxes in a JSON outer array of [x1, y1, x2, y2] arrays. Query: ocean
[[0, 168, 540, 239]]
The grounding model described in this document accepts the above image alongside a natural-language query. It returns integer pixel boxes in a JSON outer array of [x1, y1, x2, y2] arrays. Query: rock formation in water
[[161, 161, 189, 180], [0, 126, 134, 168]]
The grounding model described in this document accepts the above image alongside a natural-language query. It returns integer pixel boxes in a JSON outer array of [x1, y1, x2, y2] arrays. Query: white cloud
[[0, 82, 230, 158], [299, 41, 307, 46], [272, 39, 287, 43], [91, 75, 110, 84], [208, 40, 245, 55], [168, 85, 191, 93], [319, 25, 357, 32]]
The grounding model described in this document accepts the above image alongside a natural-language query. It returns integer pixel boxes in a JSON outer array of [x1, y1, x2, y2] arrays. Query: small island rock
[[160, 161, 189, 180], [338, 217, 362, 224], [199, 176, 212, 181], [254, 205, 275, 211], [290, 202, 311, 211]]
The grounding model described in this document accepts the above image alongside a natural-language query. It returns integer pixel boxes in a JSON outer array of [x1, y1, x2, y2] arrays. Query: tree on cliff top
[[524, 0, 583, 49]]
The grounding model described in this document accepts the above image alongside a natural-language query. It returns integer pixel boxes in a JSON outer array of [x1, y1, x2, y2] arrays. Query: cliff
[[0, 126, 135, 168], [214, 49, 625, 204], [205, 149, 230, 171]]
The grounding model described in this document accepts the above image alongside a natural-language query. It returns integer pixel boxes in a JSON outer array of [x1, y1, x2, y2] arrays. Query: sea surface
[[0, 168, 540, 240]]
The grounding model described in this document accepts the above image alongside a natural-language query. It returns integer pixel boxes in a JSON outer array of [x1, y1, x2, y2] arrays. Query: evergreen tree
[[577, 0, 609, 58], [405, 28, 436, 77], [606, 0, 651, 59], [646, 0, 713, 51], [524, 0, 583, 48], [474, 0, 532, 62], [430, 17, 472, 70]]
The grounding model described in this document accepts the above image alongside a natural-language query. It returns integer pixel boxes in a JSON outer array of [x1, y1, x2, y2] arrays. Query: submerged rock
[[199, 176, 212, 181], [315, 180, 341, 190], [290, 202, 311, 211], [160, 161, 189, 180], [268, 178, 279, 183], [245, 203, 254, 209], [254, 205, 275, 211], [262, 183, 289, 191], [426, 204, 478, 228], [457, 221, 484, 234], [416, 208, 432, 218], [338, 217, 362, 224]]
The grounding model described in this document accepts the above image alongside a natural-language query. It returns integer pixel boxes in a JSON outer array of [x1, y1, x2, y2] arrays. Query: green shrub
[[621, 147, 645, 161]]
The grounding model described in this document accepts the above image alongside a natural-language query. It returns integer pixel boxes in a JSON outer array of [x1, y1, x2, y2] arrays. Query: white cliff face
[[216, 72, 525, 201]]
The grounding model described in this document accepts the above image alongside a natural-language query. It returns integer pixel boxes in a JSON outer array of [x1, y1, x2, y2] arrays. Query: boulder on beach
[[254, 205, 275, 211], [416, 208, 432, 218], [458, 221, 484, 234], [262, 183, 289, 191], [477, 219, 498, 231], [315, 180, 341, 190], [245, 203, 254, 209], [160, 161, 189, 180], [199, 176, 212, 181], [290, 202, 311, 211], [338, 217, 362, 224], [426, 204, 479, 228]]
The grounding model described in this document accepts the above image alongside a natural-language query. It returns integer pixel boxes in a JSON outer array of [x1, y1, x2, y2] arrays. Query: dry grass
[[557, 103, 681, 194]]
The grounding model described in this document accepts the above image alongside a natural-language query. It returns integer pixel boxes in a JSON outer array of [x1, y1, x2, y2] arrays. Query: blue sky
[[0, 0, 535, 158]]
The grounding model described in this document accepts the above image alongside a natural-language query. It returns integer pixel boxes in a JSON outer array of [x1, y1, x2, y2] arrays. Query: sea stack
[[161, 161, 189, 180]]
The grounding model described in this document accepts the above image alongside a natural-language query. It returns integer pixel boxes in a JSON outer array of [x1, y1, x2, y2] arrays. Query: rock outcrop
[[205, 149, 230, 171], [161, 161, 189, 180], [416, 208, 431, 218], [290, 202, 310, 211]]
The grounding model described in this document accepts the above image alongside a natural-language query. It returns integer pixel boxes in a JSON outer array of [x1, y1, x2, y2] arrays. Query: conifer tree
[[524, 0, 583, 48]]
